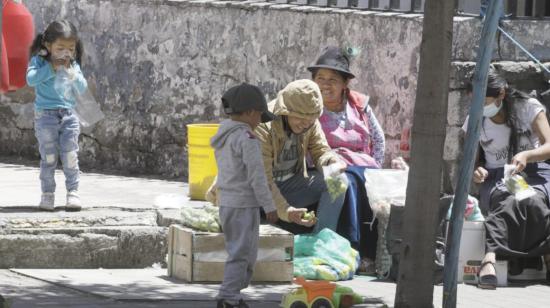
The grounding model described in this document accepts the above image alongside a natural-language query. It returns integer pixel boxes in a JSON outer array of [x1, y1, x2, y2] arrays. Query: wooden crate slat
[[192, 261, 294, 282], [171, 254, 193, 281], [171, 224, 195, 255], [191, 235, 293, 253]]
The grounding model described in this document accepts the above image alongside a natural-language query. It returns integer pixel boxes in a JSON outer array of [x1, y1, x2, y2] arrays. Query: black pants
[[485, 188, 550, 259]]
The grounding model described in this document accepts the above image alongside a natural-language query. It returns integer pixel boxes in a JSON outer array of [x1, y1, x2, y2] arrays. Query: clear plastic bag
[[503, 164, 536, 201], [75, 90, 105, 127], [322, 164, 348, 201], [54, 66, 105, 127], [54, 67, 77, 101]]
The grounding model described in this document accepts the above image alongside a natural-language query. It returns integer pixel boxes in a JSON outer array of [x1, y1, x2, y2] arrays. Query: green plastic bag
[[293, 228, 359, 281]]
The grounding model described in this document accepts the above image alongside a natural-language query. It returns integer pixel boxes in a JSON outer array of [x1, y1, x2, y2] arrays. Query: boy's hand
[[265, 210, 279, 224]]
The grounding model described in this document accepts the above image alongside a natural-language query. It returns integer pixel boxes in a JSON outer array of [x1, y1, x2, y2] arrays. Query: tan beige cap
[[274, 79, 323, 120]]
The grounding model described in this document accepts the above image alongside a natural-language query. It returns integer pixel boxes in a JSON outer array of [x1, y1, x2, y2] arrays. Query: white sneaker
[[39, 193, 55, 211], [66, 191, 82, 211]]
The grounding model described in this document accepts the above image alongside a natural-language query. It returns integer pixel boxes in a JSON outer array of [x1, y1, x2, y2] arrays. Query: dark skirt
[[337, 166, 378, 260], [483, 162, 550, 260]]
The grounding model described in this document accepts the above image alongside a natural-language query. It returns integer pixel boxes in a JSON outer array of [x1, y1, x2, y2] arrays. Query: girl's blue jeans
[[34, 108, 80, 193]]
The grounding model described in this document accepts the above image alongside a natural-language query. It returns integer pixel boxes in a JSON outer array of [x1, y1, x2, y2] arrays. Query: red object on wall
[[1, 35, 8, 92], [1, 0, 35, 92]]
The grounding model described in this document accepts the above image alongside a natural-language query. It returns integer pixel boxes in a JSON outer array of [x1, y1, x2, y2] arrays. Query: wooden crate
[[167, 224, 294, 282]]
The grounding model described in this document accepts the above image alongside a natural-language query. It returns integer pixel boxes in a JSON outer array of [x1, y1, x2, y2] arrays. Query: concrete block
[[450, 62, 476, 90], [0, 227, 167, 268], [2, 209, 158, 230], [156, 209, 183, 227], [443, 126, 464, 161], [447, 90, 470, 126]]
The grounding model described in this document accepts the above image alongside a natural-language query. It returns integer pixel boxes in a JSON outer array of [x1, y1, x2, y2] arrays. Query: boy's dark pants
[[217, 206, 260, 302]]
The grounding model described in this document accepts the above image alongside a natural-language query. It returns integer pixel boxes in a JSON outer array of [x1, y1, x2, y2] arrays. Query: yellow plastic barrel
[[187, 123, 220, 200]]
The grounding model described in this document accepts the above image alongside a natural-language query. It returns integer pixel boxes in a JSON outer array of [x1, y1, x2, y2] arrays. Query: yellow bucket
[[187, 123, 220, 200]]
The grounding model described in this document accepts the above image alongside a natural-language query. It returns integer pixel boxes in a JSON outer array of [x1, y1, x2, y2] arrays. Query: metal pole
[[442, 1, 503, 308]]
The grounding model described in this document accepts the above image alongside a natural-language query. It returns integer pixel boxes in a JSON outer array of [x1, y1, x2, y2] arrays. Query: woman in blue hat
[[309, 46, 387, 274]]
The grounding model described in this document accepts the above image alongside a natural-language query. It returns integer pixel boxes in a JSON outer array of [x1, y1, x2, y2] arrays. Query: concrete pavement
[[0, 161, 206, 268], [2, 161, 550, 307]]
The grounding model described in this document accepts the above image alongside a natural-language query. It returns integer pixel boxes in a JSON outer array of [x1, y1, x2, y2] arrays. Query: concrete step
[[0, 226, 167, 268], [0, 208, 203, 269], [0, 207, 158, 229], [0, 208, 190, 269], [0, 162, 209, 269]]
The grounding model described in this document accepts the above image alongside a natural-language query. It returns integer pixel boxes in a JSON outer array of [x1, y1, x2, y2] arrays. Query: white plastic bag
[[364, 168, 408, 278], [364, 169, 409, 216], [322, 164, 348, 201]]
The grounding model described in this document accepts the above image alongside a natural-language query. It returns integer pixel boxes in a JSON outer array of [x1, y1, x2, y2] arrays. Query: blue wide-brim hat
[[307, 46, 356, 79]]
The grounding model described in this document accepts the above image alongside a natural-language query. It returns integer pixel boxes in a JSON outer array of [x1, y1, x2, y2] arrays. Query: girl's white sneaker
[[39, 193, 55, 211], [66, 191, 82, 211]]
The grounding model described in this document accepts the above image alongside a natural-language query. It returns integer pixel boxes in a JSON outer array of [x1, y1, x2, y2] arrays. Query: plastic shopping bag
[[322, 164, 348, 201], [180, 204, 221, 233], [293, 229, 359, 281], [503, 164, 536, 201], [54, 66, 104, 127], [364, 169, 408, 278], [364, 168, 408, 213]]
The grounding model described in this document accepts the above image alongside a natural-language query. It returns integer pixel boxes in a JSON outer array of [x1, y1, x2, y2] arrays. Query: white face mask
[[483, 101, 502, 118]]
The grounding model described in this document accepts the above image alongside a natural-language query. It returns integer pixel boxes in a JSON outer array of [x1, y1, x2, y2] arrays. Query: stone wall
[[2, 0, 550, 185]]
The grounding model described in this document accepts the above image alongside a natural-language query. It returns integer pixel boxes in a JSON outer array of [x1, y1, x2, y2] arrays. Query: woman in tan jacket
[[208, 79, 346, 233], [254, 79, 346, 232]]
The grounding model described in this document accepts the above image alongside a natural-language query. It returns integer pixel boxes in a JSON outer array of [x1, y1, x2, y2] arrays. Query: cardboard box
[[167, 224, 294, 282]]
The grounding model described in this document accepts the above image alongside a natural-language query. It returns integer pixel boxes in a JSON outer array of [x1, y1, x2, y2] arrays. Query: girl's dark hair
[[29, 20, 83, 65], [310, 68, 352, 82], [468, 69, 531, 163]]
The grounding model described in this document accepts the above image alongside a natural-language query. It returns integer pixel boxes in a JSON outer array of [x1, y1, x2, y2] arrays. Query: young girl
[[463, 69, 550, 289], [26, 20, 87, 211]]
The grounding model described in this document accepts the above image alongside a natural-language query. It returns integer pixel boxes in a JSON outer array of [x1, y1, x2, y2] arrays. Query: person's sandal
[[477, 260, 497, 290]]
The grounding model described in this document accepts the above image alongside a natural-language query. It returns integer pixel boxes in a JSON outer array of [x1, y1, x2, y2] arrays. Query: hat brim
[[261, 111, 276, 123], [307, 65, 355, 79]]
